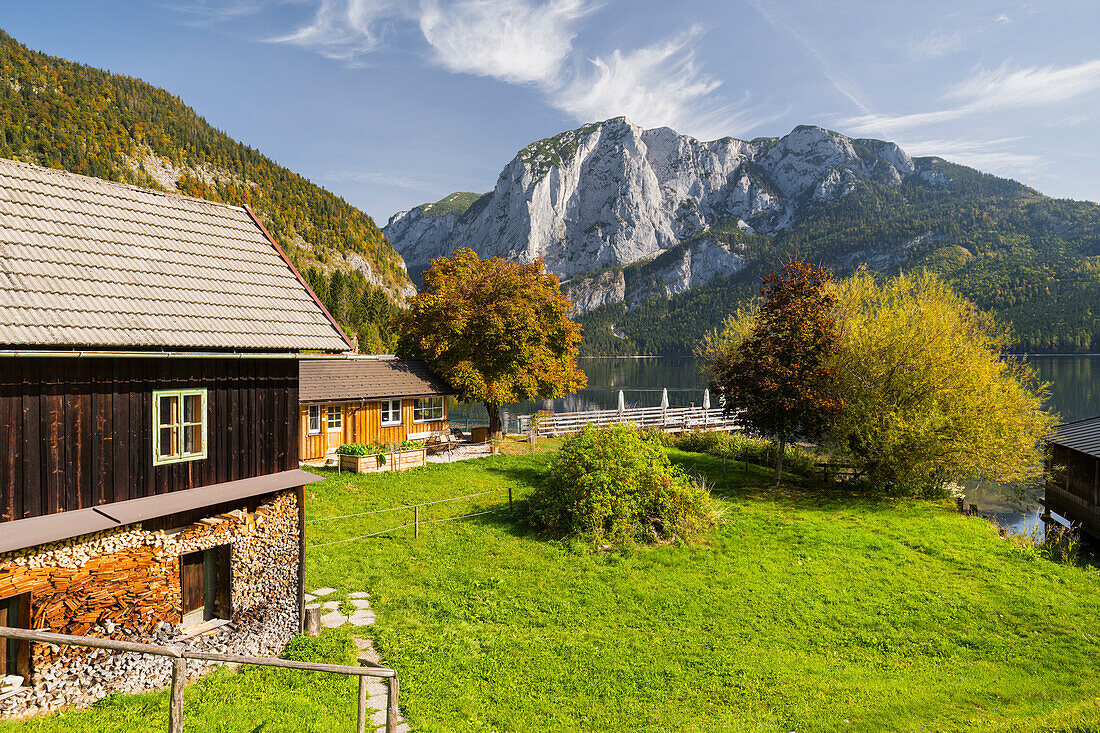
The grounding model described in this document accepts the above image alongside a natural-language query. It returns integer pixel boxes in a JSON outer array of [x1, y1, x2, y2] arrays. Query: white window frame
[[153, 389, 208, 466], [326, 405, 343, 433], [307, 405, 322, 436], [413, 396, 445, 423], [380, 399, 402, 427]]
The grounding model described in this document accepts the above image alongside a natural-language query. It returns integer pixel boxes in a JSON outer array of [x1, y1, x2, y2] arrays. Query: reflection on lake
[[450, 354, 1097, 537]]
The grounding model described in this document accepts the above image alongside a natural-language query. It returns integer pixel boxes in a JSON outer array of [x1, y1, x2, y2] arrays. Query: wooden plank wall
[[0, 357, 298, 523], [298, 399, 449, 460]]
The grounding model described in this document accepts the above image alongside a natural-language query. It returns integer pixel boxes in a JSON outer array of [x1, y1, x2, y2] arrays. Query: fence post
[[414, 505, 420, 539], [508, 486, 513, 511], [169, 657, 186, 733], [387, 671, 400, 733]]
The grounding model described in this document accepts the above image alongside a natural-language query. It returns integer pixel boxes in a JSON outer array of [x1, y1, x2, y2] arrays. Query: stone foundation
[[0, 490, 301, 718]]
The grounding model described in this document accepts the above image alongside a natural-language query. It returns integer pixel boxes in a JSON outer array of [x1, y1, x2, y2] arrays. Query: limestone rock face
[[385, 118, 938, 309]]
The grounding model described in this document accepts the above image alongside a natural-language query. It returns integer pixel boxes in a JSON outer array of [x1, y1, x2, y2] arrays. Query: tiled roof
[[300, 357, 451, 402], [0, 158, 350, 352], [1048, 417, 1100, 458]]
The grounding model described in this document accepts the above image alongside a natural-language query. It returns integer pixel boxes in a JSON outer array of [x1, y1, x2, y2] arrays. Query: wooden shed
[[298, 357, 452, 461], [0, 158, 350, 716], [1044, 417, 1100, 537]]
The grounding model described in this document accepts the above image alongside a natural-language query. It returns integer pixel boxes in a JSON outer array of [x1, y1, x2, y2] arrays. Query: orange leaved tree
[[393, 248, 586, 438], [704, 259, 845, 485]]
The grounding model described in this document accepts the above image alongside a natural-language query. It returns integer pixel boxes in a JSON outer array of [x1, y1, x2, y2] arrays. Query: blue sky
[[4, 1, 1100, 219]]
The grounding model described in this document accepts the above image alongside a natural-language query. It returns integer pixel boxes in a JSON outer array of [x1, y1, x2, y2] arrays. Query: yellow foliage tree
[[700, 267, 1057, 495], [827, 269, 1056, 495]]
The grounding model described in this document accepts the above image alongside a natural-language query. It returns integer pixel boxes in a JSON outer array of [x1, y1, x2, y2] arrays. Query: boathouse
[[0, 159, 350, 716], [298, 357, 451, 462], [1044, 416, 1100, 537]]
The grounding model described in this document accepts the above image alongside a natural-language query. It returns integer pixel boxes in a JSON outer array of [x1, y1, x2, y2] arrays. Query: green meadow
[[6, 443, 1100, 732]]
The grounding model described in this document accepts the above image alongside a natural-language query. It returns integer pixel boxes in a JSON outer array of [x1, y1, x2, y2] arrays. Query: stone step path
[[305, 589, 409, 733]]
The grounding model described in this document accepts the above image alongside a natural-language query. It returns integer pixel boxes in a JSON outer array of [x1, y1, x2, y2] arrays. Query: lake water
[[449, 355, 1100, 535]]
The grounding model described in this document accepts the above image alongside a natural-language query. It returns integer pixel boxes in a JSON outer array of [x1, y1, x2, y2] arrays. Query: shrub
[[528, 424, 716, 547], [400, 439, 424, 449], [674, 430, 815, 475], [335, 443, 369, 457]]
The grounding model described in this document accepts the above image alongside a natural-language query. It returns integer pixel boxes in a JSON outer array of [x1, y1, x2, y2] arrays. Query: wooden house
[[0, 159, 351, 716], [1044, 417, 1100, 537], [298, 357, 451, 462]]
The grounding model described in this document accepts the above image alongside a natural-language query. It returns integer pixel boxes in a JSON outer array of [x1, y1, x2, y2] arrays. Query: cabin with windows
[[299, 357, 451, 462], [0, 159, 350, 716], [1044, 417, 1100, 538]]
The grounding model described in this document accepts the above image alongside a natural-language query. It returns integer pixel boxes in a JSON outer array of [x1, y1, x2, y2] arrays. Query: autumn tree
[[825, 269, 1056, 496], [702, 260, 845, 485], [393, 248, 587, 437]]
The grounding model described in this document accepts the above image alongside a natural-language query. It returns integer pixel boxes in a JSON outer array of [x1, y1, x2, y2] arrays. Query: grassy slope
[[6, 444, 1100, 732]]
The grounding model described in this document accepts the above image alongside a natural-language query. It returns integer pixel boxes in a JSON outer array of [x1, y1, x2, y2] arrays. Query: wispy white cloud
[[162, 0, 271, 24], [910, 29, 964, 60], [745, 0, 874, 117], [269, 0, 399, 62], [552, 27, 779, 139], [947, 60, 1100, 110], [321, 168, 444, 192], [419, 0, 596, 85], [258, 0, 768, 138], [900, 137, 1043, 178], [844, 59, 1100, 135]]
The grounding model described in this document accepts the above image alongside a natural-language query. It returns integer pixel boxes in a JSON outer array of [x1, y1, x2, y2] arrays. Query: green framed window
[[154, 389, 208, 465], [413, 396, 445, 423]]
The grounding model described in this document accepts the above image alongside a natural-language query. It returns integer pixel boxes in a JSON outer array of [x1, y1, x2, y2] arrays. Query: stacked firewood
[[0, 490, 301, 720]]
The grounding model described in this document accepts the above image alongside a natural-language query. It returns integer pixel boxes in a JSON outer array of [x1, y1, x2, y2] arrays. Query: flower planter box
[[338, 448, 427, 473]]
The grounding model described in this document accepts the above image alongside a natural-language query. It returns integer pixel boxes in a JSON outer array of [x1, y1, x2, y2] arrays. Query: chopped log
[[304, 606, 321, 637]]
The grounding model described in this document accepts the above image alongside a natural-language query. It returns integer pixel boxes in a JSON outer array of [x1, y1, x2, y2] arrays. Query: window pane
[[159, 395, 178, 427], [183, 394, 202, 423], [160, 426, 178, 458], [184, 424, 202, 455]]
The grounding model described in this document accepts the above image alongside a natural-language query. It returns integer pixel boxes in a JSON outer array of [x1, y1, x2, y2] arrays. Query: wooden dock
[[518, 406, 738, 438]]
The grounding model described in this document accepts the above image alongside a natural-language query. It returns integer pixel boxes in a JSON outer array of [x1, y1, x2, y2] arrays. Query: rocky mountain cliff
[[385, 117, 949, 312], [389, 119, 1100, 355]]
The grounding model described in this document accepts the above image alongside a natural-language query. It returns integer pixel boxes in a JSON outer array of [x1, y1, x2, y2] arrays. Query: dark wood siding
[[0, 357, 298, 523]]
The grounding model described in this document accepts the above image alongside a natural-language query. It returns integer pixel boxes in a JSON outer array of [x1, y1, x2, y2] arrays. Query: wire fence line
[[306, 487, 509, 525], [306, 508, 509, 550], [305, 487, 520, 549]]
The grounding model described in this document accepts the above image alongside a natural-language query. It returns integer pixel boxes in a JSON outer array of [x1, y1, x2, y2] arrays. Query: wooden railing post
[[387, 671, 400, 733], [356, 672, 369, 733], [0, 627, 398, 733], [169, 656, 186, 733]]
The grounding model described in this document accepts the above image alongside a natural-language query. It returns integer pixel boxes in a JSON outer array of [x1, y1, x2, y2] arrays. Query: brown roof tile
[[300, 357, 451, 402]]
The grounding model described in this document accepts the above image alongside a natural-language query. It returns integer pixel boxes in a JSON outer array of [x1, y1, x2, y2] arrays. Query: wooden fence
[[518, 406, 738, 437], [0, 626, 399, 733]]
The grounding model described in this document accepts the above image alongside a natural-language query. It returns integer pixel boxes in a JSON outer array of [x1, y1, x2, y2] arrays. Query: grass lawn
[[6, 441, 1100, 732]]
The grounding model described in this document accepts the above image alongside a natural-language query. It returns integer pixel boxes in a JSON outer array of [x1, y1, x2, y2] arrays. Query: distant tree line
[[302, 267, 400, 353]]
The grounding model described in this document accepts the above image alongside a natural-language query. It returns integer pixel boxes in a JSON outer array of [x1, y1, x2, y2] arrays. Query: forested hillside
[[0, 29, 413, 330], [578, 161, 1100, 355]]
